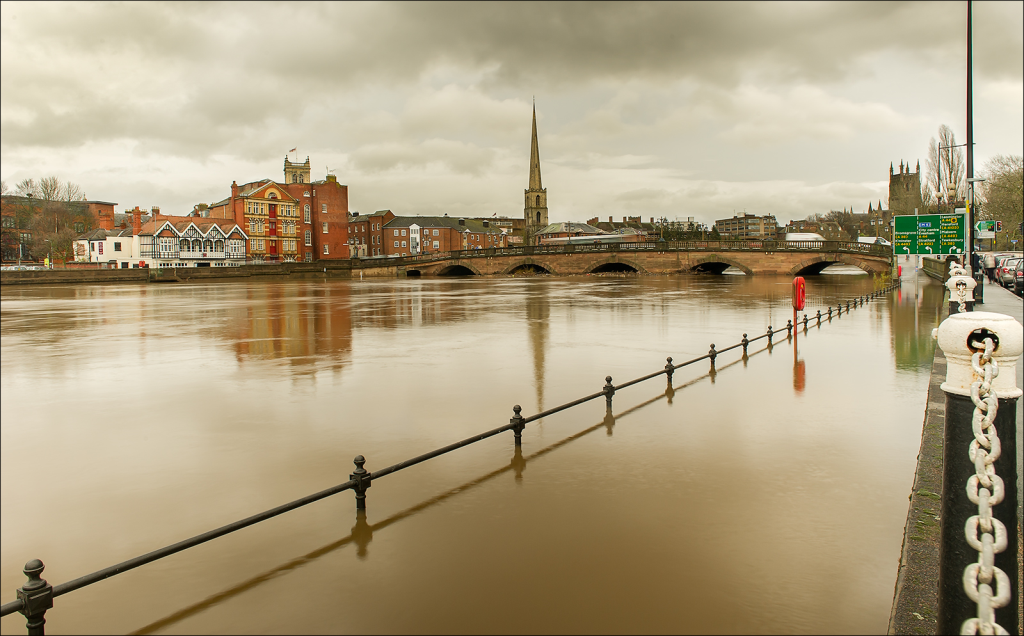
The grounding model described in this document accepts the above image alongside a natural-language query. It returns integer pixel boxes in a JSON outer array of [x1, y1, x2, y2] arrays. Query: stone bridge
[[352, 240, 892, 277]]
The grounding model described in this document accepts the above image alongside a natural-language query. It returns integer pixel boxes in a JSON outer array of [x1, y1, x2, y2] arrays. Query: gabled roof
[[384, 216, 503, 233], [239, 180, 299, 202], [139, 217, 247, 239], [536, 222, 604, 236]]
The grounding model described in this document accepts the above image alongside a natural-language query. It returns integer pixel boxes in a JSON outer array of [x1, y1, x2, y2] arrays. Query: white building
[[74, 228, 147, 268]]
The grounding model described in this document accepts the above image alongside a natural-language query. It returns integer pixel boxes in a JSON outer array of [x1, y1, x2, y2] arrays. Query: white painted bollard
[[935, 311, 1022, 635], [945, 260, 977, 314]]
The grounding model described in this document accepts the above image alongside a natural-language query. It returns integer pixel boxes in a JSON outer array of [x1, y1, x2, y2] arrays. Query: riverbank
[[0, 262, 355, 285]]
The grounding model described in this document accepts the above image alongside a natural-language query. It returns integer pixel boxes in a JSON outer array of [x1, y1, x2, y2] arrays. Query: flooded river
[[1, 269, 946, 634]]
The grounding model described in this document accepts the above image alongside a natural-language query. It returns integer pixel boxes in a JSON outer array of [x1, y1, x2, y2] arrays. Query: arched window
[[536, 212, 541, 224], [215, 240, 224, 252], [193, 239, 202, 251], [269, 193, 277, 199], [292, 174, 298, 183], [536, 195, 541, 207], [204, 240, 213, 251], [180, 239, 189, 251], [298, 174, 304, 183]]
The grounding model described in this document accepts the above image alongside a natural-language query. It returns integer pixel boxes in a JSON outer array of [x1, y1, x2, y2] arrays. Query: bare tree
[[11, 176, 91, 264], [936, 125, 966, 204], [979, 154, 1023, 250]]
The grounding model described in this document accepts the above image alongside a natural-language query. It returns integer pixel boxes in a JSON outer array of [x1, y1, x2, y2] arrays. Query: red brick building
[[382, 216, 507, 257], [209, 157, 350, 262], [348, 210, 395, 257]]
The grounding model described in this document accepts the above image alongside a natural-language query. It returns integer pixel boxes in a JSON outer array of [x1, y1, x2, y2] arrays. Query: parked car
[[786, 232, 826, 242], [998, 257, 1021, 288], [1014, 259, 1023, 297], [857, 236, 892, 246]]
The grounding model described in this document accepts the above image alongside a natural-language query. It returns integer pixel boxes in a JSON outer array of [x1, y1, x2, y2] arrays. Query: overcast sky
[[1, 1, 1021, 226]]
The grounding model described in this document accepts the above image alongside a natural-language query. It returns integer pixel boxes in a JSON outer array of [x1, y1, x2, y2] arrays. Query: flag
[[289, 147, 297, 153]]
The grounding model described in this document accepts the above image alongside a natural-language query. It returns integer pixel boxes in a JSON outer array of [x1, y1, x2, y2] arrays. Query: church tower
[[524, 103, 548, 246], [284, 156, 311, 184]]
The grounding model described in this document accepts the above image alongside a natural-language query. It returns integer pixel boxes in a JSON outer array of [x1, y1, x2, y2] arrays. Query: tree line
[[0, 177, 93, 263]]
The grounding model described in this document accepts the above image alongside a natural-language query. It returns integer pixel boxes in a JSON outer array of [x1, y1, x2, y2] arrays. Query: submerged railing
[[0, 280, 902, 634]]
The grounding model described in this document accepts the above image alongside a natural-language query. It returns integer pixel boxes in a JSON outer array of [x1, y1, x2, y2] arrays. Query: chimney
[[650, 217, 654, 223], [152, 206, 160, 216], [99, 210, 114, 231], [132, 207, 142, 235], [609, 216, 613, 223], [231, 181, 239, 199], [623, 217, 627, 223]]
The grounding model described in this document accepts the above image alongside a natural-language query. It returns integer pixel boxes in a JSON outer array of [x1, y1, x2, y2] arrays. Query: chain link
[[960, 337, 1011, 636]]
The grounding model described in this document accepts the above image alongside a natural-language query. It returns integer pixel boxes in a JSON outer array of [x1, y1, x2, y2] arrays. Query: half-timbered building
[[139, 217, 247, 268]]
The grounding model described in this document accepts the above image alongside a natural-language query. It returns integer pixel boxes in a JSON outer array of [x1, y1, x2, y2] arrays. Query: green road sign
[[975, 220, 995, 232], [893, 213, 965, 255]]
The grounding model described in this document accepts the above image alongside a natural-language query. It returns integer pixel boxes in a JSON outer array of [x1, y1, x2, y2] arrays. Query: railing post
[[827, 306, 832, 320], [766, 326, 773, 343], [708, 344, 717, 368], [350, 455, 371, 511], [16, 559, 52, 636], [935, 312, 1021, 635], [802, 314, 808, 329], [509, 405, 525, 447], [786, 320, 793, 338], [664, 357, 674, 383], [816, 310, 822, 325], [603, 376, 615, 410], [741, 334, 749, 354]]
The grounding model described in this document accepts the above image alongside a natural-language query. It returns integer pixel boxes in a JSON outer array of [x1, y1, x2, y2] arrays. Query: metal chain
[[950, 260, 969, 314], [960, 337, 1011, 636]]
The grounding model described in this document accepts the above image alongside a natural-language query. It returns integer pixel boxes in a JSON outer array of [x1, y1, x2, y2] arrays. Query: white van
[[857, 236, 892, 247], [785, 232, 826, 242]]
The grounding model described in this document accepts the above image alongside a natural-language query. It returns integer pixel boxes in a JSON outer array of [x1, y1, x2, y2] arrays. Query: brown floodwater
[[1, 269, 946, 634]]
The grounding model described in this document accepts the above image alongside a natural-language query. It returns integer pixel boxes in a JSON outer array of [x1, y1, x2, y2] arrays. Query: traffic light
[[995, 221, 1002, 232]]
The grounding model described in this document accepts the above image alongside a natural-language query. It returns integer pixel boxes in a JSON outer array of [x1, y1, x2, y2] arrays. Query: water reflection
[[0, 272, 945, 635]]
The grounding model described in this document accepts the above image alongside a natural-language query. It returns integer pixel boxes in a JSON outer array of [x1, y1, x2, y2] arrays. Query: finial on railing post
[[708, 344, 717, 367], [16, 559, 52, 636], [509, 405, 525, 446], [603, 376, 615, 410], [766, 326, 773, 343], [664, 357, 674, 382], [741, 334, 749, 353], [846, 301, 850, 312], [816, 310, 822, 324], [350, 455, 371, 511], [827, 306, 832, 320], [803, 314, 808, 329], [786, 319, 793, 336]]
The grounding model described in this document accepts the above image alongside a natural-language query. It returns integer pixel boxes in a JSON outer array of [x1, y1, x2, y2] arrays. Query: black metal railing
[[354, 239, 892, 269], [0, 279, 902, 634]]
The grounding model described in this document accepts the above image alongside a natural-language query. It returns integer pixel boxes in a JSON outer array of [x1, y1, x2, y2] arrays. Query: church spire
[[529, 101, 543, 191]]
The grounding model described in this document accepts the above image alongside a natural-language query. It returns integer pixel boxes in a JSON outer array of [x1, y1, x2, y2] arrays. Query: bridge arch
[[788, 255, 878, 276], [688, 254, 752, 276], [503, 262, 555, 276], [436, 263, 481, 276], [585, 257, 645, 275]]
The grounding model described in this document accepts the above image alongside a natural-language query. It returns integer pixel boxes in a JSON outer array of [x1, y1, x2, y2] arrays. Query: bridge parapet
[[354, 240, 892, 270]]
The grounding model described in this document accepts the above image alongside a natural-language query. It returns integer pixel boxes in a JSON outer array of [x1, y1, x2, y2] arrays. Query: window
[[394, 241, 399, 248], [401, 241, 406, 248], [401, 229, 406, 236], [322, 222, 328, 234], [180, 239, 189, 251], [250, 238, 257, 251], [305, 230, 312, 246], [323, 244, 329, 255], [305, 252, 312, 262], [433, 229, 439, 236], [433, 241, 439, 249], [304, 205, 310, 223], [292, 174, 299, 184], [321, 204, 327, 212], [114, 242, 122, 252], [304, 191, 310, 197], [269, 193, 277, 199], [393, 229, 399, 236]]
